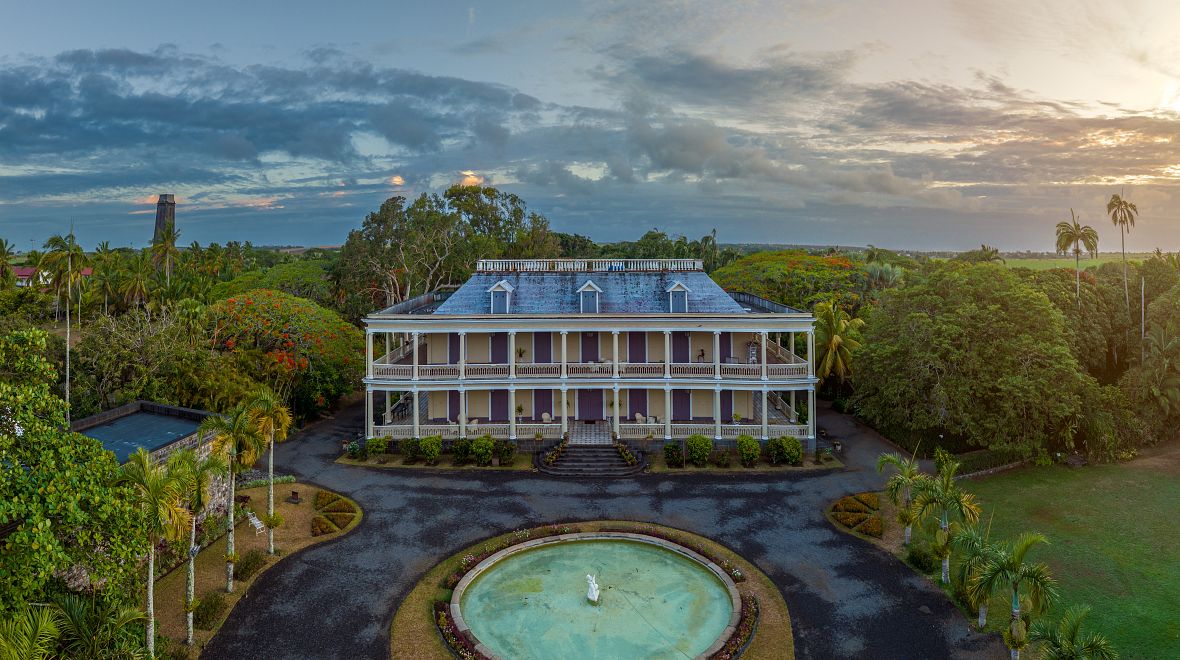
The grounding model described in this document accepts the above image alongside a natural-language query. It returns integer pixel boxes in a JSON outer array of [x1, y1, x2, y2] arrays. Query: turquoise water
[[459, 539, 733, 659]]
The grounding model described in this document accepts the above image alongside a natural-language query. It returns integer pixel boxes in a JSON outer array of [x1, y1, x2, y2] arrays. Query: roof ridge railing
[[476, 259, 703, 272]]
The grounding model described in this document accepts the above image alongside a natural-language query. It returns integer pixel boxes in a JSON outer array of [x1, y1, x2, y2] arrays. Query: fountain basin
[[450, 532, 742, 660]]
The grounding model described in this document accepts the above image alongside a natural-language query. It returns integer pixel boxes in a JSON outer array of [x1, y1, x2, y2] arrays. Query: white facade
[[362, 259, 817, 447]]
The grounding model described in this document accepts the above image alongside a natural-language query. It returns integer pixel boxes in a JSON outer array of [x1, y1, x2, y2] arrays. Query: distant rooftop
[[475, 259, 703, 273]]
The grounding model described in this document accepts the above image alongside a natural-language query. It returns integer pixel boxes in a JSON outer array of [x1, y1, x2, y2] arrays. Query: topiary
[[421, 435, 443, 465], [832, 511, 871, 528], [311, 515, 337, 536], [736, 435, 760, 467], [366, 437, 389, 456], [685, 434, 713, 467], [831, 495, 870, 513], [451, 436, 473, 464], [854, 492, 880, 510], [766, 436, 803, 465], [323, 499, 357, 514], [314, 490, 341, 510], [472, 435, 494, 466], [663, 442, 684, 468], [326, 512, 355, 529], [400, 437, 421, 463], [856, 515, 883, 538]]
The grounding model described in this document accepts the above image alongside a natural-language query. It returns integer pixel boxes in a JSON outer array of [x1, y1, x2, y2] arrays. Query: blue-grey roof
[[434, 270, 748, 314]]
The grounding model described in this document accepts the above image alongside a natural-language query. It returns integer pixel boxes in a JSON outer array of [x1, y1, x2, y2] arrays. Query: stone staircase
[[538, 443, 645, 477]]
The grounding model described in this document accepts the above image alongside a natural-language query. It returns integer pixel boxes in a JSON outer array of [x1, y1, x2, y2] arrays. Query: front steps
[[537, 444, 645, 477]]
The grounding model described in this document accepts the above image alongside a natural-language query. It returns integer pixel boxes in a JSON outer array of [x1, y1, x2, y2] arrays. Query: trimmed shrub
[[311, 515, 337, 536], [685, 434, 713, 467], [314, 490, 341, 510], [323, 499, 356, 514], [736, 435, 760, 467], [421, 435, 443, 465], [193, 591, 227, 630], [832, 511, 871, 528], [906, 544, 939, 574], [831, 495, 870, 513], [856, 515, 883, 538], [366, 437, 389, 456], [712, 449, 731, 468], [326, 512, 355, 529], [346, 440, 364, 460], [854, 492, 880, 510], [495, 439, 517, 465], [400, 437, 421, 463], [472, 435, 494, 466], [451, 436, 473, 463], [235, 549, 267, 581], [663, 442, 684, 468], [766, 436, 803, 465]]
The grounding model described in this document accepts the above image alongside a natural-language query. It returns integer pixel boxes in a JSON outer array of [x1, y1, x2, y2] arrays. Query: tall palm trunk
[[1074, 247, 1081, 307], [147, 541, 156, 657], [186, 518, 197, 645], [977, 603, 987, 629], [940, 511, 950, 584], [1010, 586, 1022, 660], [904, 525, 912, 545], [1122, 226, 1129, 308], [267, 432, 275, 555], [226, 458, 236, 593]]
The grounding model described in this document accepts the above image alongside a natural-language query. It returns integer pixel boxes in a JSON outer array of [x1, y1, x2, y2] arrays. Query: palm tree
[[119, 447, 191, 658], [247, 390, 292, 555], [151, 225, 181, 287], [980, 244, 1005, 263], [168, 448, 227, 646], [971, 532, 1059, 660], [1029, 605, 1117, 660], [911, 458, 981, 583], [1143, 324, 1180, 415], [1055, 209, 1099, 306], [198, 406, 265, 592], [1106, 193, 1138, 308], [866, 261, 903, 291], [122, 251, 153, 308], [0, 238, 15, 289], [54, 594, 146, 659], [0, 605, 63, 660], [876, 449, 924, 545], [950, 521, 1002, 629], [42, 232, 89, 326], [813, 299, 864, 387]]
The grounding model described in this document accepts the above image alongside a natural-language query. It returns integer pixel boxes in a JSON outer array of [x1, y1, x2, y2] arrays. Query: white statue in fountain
[[586, 574, 600, 604]]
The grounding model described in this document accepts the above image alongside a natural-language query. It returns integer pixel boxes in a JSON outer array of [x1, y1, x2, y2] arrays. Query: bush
[[345, 440, 363, 459], [323, 499, 356, 514], [326, 512, 355, 529], [831, 496, 870, 513], [400, 437, 421, 463], [854, 492, 879, 510], [736, 435, 760, 467], [366, 437, 389, 456], [451, 436, 473, 463], [857, 515, 883, 538], [685, 434, 713, 467], [471, 435, 494, 466], [193, 591, 227, 630], [766, 436, 803, 465], [663, 442, 684, 468], [906, 544, 939, 574], [495, 439, 517, 466], [235, 549, 267, 581], [712, 449, 731, 468], [832, 511, 870, 528], [314, 490, 341, 510], [421, 435, 443, 465], [310, 515, 337, 536]]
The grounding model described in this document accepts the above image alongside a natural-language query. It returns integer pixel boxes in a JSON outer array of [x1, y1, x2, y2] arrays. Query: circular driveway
[[204, 403, 1001, 659]]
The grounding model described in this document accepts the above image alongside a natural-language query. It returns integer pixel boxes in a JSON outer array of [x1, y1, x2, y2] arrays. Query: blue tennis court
[[79, 411, 201, 463]]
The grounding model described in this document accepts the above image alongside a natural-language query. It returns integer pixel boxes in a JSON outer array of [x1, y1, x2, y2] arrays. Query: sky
[[1, 0, 1179, 251]]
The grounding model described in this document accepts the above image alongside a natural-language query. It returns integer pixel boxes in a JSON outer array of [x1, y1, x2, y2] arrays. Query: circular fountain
[[450, 532, 741, 660]]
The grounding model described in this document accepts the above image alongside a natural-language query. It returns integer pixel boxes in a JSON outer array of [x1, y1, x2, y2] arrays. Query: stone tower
[[152, 194, 175, 244]]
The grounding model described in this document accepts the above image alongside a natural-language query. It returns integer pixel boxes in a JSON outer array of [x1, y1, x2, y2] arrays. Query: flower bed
[[829, 492, 884, 538]]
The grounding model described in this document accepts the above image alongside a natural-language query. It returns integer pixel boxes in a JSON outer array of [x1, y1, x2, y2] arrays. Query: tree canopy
[[711, 250, 869, 311]]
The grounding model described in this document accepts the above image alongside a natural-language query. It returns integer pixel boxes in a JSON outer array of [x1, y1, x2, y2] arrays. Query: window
[[486, 280, 515, 314], [670, 290, 687, 313], [580, 291, 598, 313]]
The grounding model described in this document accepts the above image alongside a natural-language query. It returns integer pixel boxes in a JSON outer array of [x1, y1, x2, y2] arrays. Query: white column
[[365, 332, 374, 379], [664, 386, 672, 440], [384, 389, 392, 424], [412, 389, 420, 439], [459, 388, 467, 438], [411, 331, 420, 381], [807, 331, 815, 378], [459, 332, 467, 380], [560, 331, 568, 378], [612, 330, 620, 378], [663, 330, 671, 378], [713, 387, 722, 440], [761, 388, 769, 440], [713, 331, 721, 380], [790, 390, 797, 422], [561, 387, 569, 436], [808, 389, 816, 450], [364, 388, 374, 438], [384, 333, 391, 361], [612, 385, 620, 438], [760, 331, 768, 380], [789, 332, 795, 359], [509, 386, 517, 440], [509, 331, 517, 379]]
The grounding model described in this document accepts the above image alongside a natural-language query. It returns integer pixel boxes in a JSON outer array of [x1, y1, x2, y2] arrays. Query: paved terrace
[[204, 401, 1001, 660]]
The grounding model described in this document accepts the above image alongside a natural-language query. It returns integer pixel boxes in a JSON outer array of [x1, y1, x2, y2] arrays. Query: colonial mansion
[[363, 259, 816, 450]]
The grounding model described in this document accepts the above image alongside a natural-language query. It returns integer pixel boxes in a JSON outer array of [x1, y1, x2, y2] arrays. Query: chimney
[[153, 194, 176, 244]]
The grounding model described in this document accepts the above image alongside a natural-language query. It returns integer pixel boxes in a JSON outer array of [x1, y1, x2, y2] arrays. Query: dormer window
[[577, 280, 602, 313], [667, 281, 690, 313], [487, 280, 515, 314]]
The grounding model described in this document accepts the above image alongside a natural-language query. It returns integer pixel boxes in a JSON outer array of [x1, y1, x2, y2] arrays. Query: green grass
[[909, 447, 1180, 658], [1002, 254, 1152, 271]]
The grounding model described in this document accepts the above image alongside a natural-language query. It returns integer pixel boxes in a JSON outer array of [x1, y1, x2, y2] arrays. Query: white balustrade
[[767, 363, 808, 378], [669, 363, 713, 377], [620, 363, 664, 377], [766, 424, 809, 438], [720, 363, 761, 378], [418, 365, 461, 379], [516, 363, 561, 377], [671, 423, 715, 437], [517, 423, 562, 439], [619, 423, 663, 439], [567, 362, 614, 377], [463, 364, 509, 379], [372, 364, 413, 379]]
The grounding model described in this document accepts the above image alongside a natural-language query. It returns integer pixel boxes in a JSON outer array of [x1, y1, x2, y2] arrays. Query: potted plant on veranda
[[516, 404, 524, 423]]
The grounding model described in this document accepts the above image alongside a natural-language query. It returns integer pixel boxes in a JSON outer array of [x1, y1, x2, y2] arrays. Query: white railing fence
[[476, 259, 702, 272]]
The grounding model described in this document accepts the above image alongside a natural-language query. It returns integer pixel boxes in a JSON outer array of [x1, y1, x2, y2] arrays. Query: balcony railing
[[373, 422, 809, 440], [476, 258, 702, 272], [369, 359, 810, 381]]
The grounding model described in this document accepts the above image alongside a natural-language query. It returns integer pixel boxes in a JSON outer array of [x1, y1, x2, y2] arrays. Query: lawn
[[896, 444, 1180, 659]]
